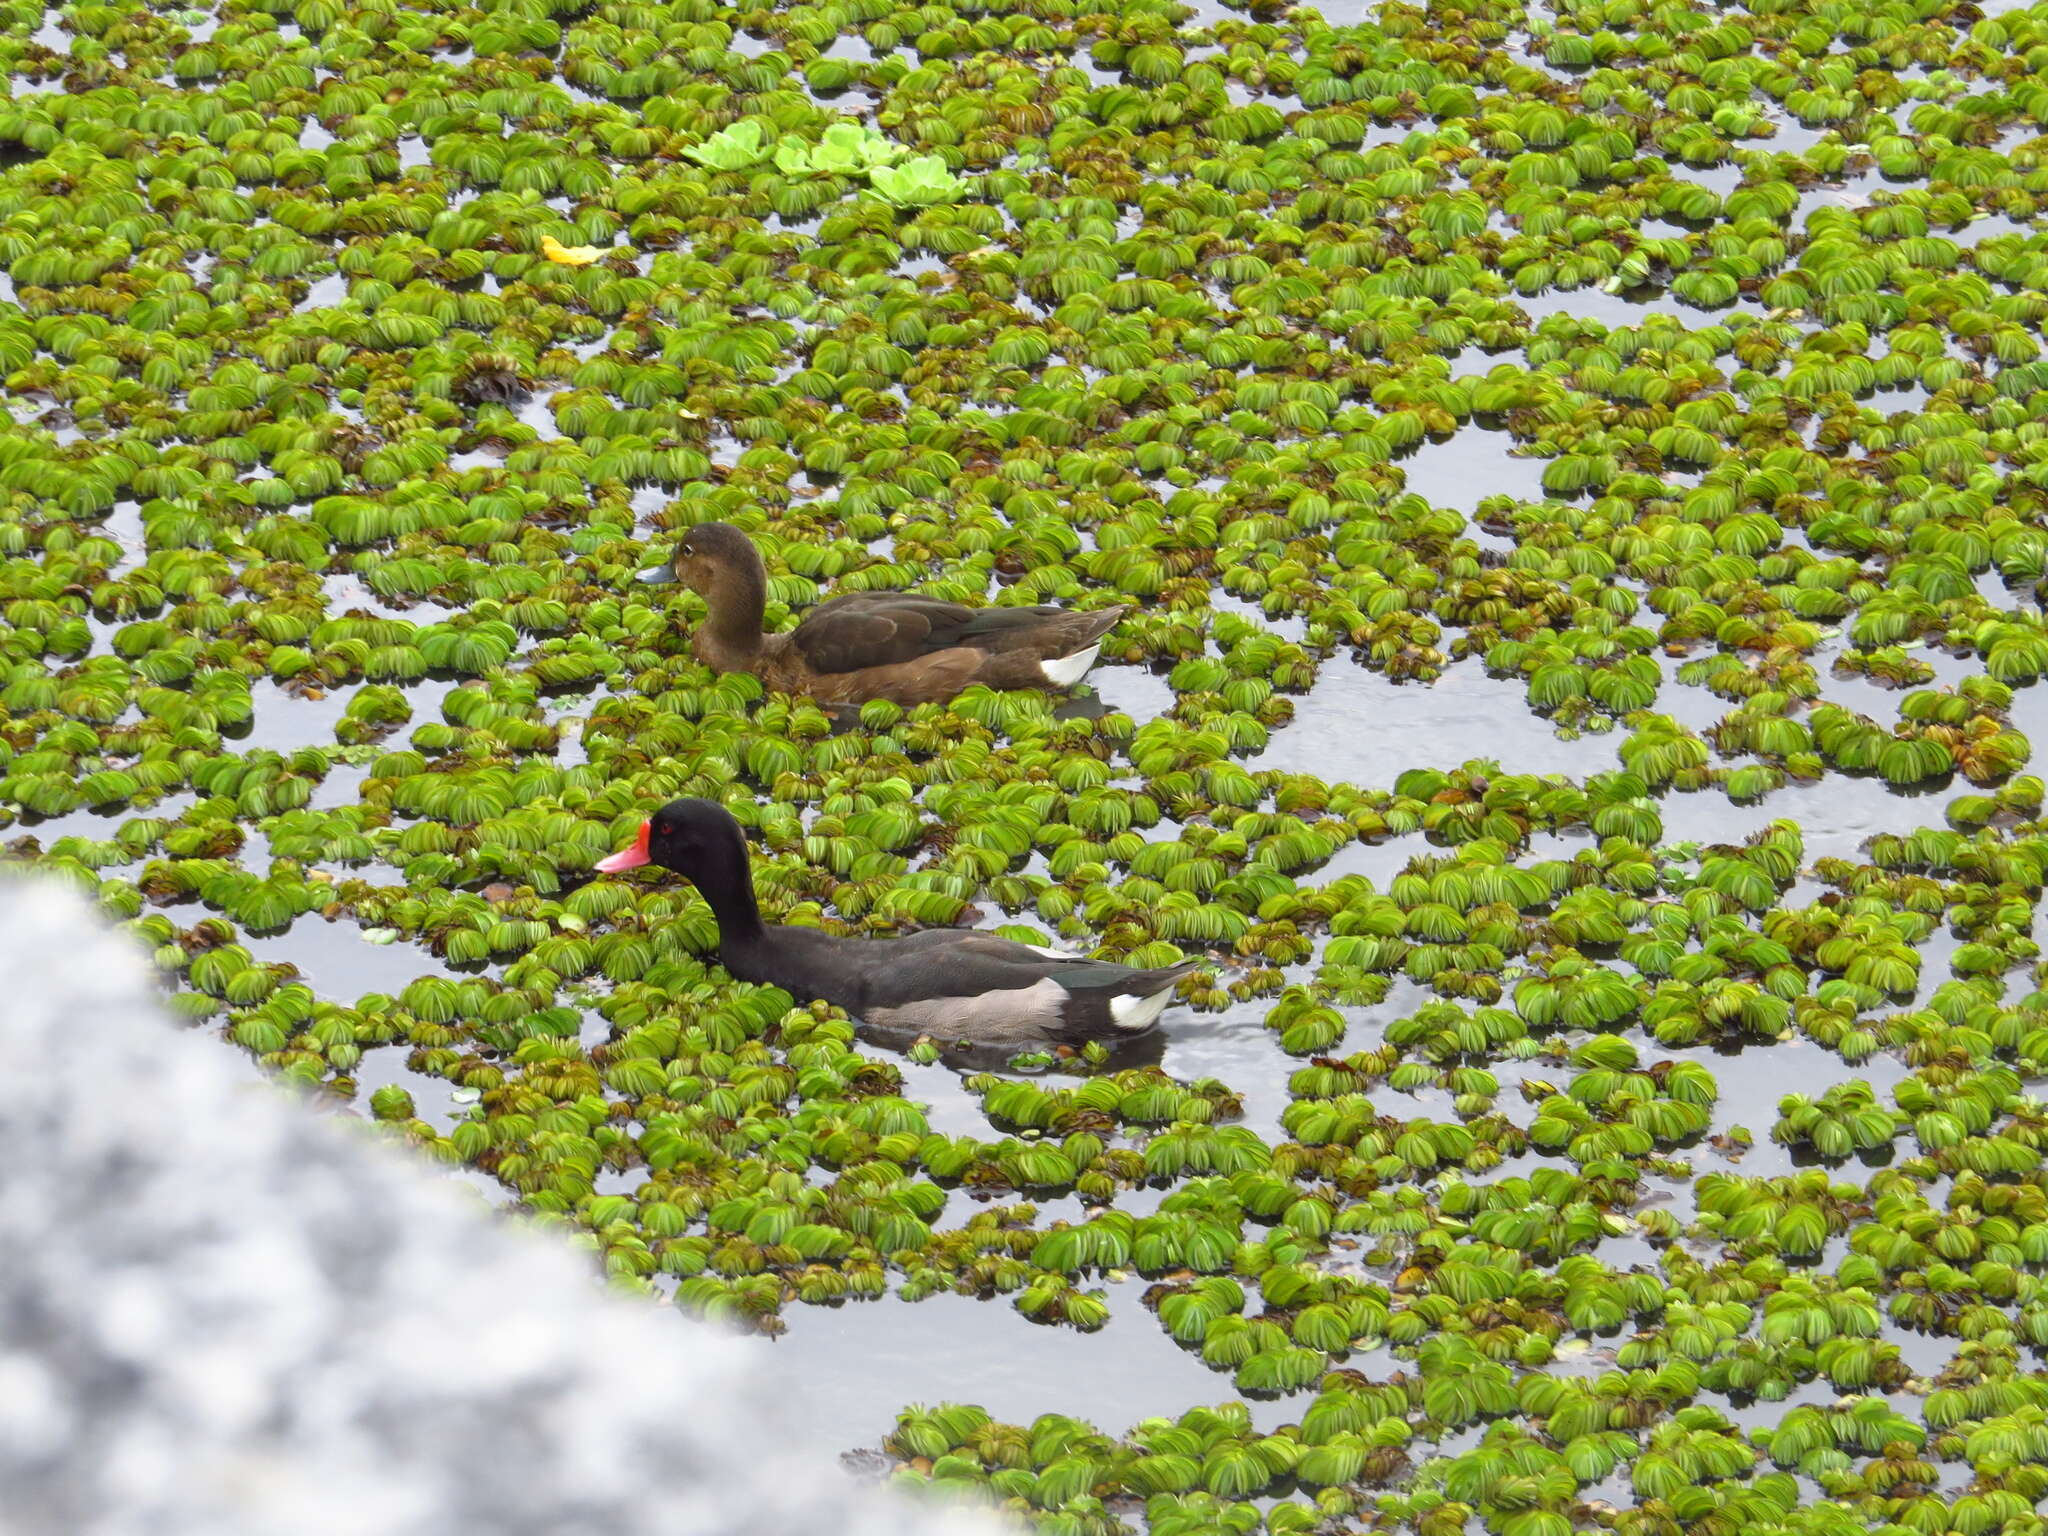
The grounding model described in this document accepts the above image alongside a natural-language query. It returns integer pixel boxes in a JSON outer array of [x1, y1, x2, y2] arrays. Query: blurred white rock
[[0, 880, 990, 1536]]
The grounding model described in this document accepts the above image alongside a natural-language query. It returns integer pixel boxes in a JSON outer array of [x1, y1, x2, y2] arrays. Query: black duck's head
[[595, 798, 749, 884]]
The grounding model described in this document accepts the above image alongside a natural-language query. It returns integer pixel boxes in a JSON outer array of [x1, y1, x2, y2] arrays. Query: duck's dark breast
[[722, 927, 873, 1017]]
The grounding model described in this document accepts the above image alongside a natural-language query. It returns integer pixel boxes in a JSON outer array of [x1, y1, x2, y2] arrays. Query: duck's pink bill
[[596, 820, 652, 873]]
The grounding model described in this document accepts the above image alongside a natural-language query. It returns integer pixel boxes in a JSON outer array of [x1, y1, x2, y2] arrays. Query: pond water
[[253, 915, 472, 1001], [1209, 587, 1308, 644], [1089, 662, 1177, 721], [1655, 771, 1925, 863], [353, 1041, 484, 1131], [1256, 661, 1615, 783], [1513, 288, 1704, 331], [9, 0, 2045, 1519], [299, 273, 349, 311], [1394, 427, 1546, 513], [159, 594, 1986, 1464], [756, 1283, 1295, 1463]]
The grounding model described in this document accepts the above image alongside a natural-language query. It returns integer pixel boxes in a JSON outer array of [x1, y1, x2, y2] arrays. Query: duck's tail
[[1038, 643, 1102, 688], [1073, 604, 1132, 646], [1037, 606, 1129, 686], [1108, 959, 1207, 1032]]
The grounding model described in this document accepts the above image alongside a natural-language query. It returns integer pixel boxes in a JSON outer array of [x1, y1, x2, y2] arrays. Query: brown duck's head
[[637, 522, 761, 602]]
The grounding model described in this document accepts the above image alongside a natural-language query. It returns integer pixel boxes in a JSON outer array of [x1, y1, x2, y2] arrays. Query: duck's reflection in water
[[857, 1021, 1171, 1076]]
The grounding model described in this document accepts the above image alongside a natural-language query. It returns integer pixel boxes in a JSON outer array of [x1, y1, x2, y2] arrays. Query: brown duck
[[597, 799, 1207, 1045], [637, 522, 1127, 705]]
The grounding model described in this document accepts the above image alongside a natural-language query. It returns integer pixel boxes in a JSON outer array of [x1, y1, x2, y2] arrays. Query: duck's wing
[[860, 934, 1098, 1001], [788, 594, 974, 673], [791, 595, 1090, 674], [878, 930, 1087, 965]]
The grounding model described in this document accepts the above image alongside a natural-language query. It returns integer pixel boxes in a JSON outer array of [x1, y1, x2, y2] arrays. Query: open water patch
[[761, 1281, 1302, 1466], [1393, 428, 1547, 516], [1256, 661, 1617, 786], [1088, 664, 1176, 724]]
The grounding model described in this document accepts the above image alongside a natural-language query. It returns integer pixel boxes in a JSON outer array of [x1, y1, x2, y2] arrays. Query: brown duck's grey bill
[[636, 565, 675, 584]]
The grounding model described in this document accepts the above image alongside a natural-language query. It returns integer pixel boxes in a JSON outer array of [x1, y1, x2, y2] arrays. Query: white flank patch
[[1027, 944, 1077, 960], [868, 977, 1066, 1036], [1109, 986, 1175, 1032], [1038, 644, 1101, 687]]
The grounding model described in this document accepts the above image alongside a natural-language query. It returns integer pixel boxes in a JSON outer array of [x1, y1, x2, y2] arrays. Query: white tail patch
[[1109, 985, 1176, 1033], [1038, 643, 1101, 688]]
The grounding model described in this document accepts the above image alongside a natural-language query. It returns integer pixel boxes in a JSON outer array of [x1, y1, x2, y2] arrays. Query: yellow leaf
[[541, 235, 604, 267]]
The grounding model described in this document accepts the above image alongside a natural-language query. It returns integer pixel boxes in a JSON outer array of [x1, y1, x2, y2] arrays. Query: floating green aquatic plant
[[865, 154, 967, 207], [682, 119, 776, 171], [775, 122, 908, 179]]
